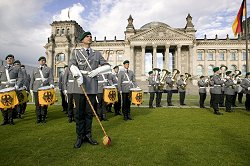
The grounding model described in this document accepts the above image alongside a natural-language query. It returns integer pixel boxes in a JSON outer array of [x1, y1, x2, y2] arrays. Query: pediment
[[130, 26, 194, 41]]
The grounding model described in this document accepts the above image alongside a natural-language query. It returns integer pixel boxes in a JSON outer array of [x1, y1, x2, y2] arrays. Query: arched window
[[62, 29, 65, 35], [56, 53, 65, 62], [208, 65, 214, 76], [56, 29, 60, 35], [196, 65, 203, 76]]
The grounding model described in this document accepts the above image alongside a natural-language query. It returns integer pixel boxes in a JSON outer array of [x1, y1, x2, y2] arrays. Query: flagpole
[[245, 0, 249, 73]]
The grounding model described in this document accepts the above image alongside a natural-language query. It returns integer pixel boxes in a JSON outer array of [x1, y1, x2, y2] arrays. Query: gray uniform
[[118, 69, 137, 93], [198, 80, 207, 94], [224, 79, 235, 95], [30, 65, 54, 92], [212, 74, 224, 95], [241, 78, 250, 111], [69, 48, 107, 94], [148, 76, 156, 93], [177, 78, 186, 105], [165, 77, 174, 91]]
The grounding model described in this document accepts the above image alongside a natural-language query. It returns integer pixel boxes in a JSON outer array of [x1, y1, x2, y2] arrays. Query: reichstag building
[[44, 14, 248, 83]]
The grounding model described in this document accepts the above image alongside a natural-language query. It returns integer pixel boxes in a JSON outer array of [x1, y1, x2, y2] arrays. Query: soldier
[[165, 72, 174, 106], [59, 65, 68, 113], [198, 76, 208, 108], [147, 71, 156, 108], [20, 64, 30, 114], [118, 60, 138, 121], [219, 73, 225, 107], [240, 72, 250, 111], [30, 56, 54, 123], [177, 75, 186, 105], [211, 67, 224, 115], [111, 66, 122, 115], [209, 75, 214, 107], [63, 65, 75, 123], [0, 54, 23, 125], [224, 71, 237, 112], [69, 31, 111, 148], [155, 70, 163, 107]]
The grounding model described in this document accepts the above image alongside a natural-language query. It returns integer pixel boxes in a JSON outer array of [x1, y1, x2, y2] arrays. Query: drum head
[[0, 87, 15, 93], [103, 85, 116, 89], [129, 87, 142, 91], [38, 86, 52, 91]]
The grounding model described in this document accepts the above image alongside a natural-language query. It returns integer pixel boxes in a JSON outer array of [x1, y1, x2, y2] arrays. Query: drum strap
[[75, 48, 92, 70], [125, 72, 131, 82], [5, 69, 10, 82], [39, 69, 45, 82]]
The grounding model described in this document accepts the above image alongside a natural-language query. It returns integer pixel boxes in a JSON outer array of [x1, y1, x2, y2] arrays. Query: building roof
[[140, 21, 170, 30]]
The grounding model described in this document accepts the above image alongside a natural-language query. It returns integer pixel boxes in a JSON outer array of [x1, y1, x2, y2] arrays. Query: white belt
[[80, 70, 89, 75], [122, 81, 131, 83], [113, 83, 118, 86], [35, 78, 48, 81], [1, 79, 16, 84], [68, 80, 74, 82], [98, 81, 107, 83], [199, 87, 206, 88], [214, 85, 221, 87]]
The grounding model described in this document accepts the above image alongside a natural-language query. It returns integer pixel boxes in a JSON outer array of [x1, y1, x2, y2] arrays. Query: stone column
[[114, 50, 117, 66], [204, 49, 208, 75], [226, 49, 230, 67], [177, 45, 181, 71], [238, 49, 242, 69], [141, 45, 146, 75], [153, 45, 157, 68], [130, 46, 135, 71], [164, 45, 170, 69], [189, 45, 194, 75], [215, 49, 219, 67]]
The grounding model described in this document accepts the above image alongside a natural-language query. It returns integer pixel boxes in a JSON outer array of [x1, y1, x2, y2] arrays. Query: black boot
[[68, 117, 73, 123], [127, 113, 133, 120], [36, 115, 41, 124], [74, 136, 83, 148], [123, 114, 128, 121], [8, 118, 14, 125], [84, 133, 98, 145], [214, 111, 223, 115]]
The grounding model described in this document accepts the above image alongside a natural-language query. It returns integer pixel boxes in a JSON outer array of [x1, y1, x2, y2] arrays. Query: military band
[[177, 75, 186, 105], [240, 72, 250, 111], [198, 76, 208, 108]]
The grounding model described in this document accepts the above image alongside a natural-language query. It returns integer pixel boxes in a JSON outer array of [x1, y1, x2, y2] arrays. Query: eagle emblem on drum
[[135, 93, 142, 102], [108, 90, 117, 101], [1, 94, 13, 106], [43, 91, 54, 102]]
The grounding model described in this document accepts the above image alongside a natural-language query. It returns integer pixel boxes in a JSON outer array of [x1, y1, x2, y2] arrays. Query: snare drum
[[38, 86, 57, 106], [130, 88, 143, 106], [0, 87, 19, 110], [103, 86, 118, 104], [17, 87, 28, 104]]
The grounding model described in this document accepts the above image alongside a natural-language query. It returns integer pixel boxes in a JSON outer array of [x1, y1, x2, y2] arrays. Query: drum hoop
[[0, 87, 16, 93], [38, 86, 53, 91]]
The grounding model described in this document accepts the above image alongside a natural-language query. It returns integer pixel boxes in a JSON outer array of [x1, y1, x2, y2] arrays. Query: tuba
[[158, 69, 170, 90], [170, 69, 180, 88], [181, 73, 191, 89], [152, 68, 161, 90], [220, 65, 228, 79]]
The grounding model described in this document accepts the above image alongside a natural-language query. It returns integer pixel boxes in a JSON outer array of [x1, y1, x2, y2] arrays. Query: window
[[56, 29, 60, 35], [231, 52, 237, 60], [196, 65, 203, 76], [208, 65, 214, 76], [242, 65, 246, 75], [57, 67, 64, 77], [219, 53, 225, 61], [207, 53, 213, 60], [56, 53, 65, 61], [117, 54, 123, 61], [242, 52, 246, 60], [197, 52, 203, 61], [62, 29, 64, 35], [108, 54, 113, 62]]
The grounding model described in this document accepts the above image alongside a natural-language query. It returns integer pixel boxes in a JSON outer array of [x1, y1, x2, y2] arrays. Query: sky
[[0, 0, 247, 66]]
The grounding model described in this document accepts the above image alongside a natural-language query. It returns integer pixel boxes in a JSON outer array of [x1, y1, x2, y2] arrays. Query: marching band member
[[177, 75, 186, 105], [30, 56, 54, 123], [69, 31, 111, 148], [209, 75, 214, 108], [224, 71, 237, 112], [198, 76, 208, 108], [166, 72, 174, 106], [147, 71, 156, 108], [59, 65, 68, 113], [219, 73, 225, 107], [111, 66, 122, 115], [63, 65, 75, 123], [211, 67, 224, 115], [240, 72, 250, 111], [155, 71, 163, 107], [118, 60, 138, 121], [0, 54, 23, 125]]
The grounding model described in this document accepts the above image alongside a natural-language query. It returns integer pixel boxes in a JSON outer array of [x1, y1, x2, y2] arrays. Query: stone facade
[[44, 14, 250, 83]]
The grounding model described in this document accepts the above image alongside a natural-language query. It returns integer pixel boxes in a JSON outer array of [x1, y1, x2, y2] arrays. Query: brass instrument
[[220, 65, 228, 79], [234, 70, 242, 92], [169, 69, 180, 88], [181, 73, 191, 89], [152, 68, 161, 90], [158, 69, 170, 90]]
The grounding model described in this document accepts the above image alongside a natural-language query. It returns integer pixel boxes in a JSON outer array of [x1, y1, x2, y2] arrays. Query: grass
[[0, 95, 249, 166]]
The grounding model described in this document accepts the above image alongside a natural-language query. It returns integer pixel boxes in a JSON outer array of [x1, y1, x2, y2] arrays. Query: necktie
[[40, 66, 43, 70], [127, 70, 129, 74], [86, 49, 90, 56]]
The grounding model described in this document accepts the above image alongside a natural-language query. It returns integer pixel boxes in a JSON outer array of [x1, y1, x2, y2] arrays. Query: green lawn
[[0, 104, 249, 166]]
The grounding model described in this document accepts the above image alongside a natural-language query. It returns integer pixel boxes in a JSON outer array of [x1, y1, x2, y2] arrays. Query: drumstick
[[80, 84, 111, 146]]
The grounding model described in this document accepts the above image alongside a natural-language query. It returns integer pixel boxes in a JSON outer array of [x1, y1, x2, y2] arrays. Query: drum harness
[[2, 66, 16, 87]]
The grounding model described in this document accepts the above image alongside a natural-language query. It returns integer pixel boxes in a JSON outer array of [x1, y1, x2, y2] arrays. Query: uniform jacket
[[69, 48, 107, 94], [0, 64, 23, 90], [165, 76, 174, 91], [148, 76, 156, 93], [21, 68, 29, 90], [63, 67, 74, 94], [212, 74, 224, 95], [58, 73, 64, 91], [241, 78, 250, 94], [198, 80, 208, 94], [224, 78, 236, 95], [177, 78, 186, 92], [97, 73, 113, 94], [30, 65, 54, 92], [209, 78, 215, 94], [110, 72, 118, 88], [118, 69, 137, 93]]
